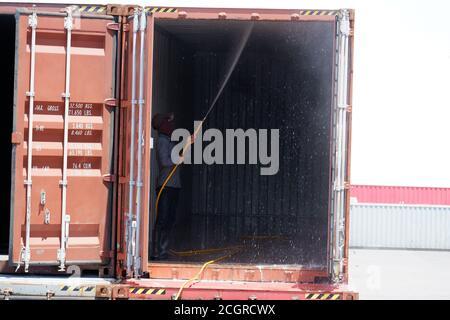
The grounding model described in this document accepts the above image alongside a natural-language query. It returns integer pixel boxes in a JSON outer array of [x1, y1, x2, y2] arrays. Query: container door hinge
[[106, 23, 120, 31], [334, 181, 350, 191], [104, 98, 118, 108], [103, 174, 116, 183], [338, 104, 352, 113], [100, 250, 114, 258], [11, 132, 23, 145], [103, 174, 127, 184]]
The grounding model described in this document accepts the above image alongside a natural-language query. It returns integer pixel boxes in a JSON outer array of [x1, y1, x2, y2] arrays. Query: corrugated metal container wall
[[350, 204, 450, 250], [350, 185, 450, 206], [149, 24, 194, 253], [150, 19, 336, 267], [8, 9, 117, 271]]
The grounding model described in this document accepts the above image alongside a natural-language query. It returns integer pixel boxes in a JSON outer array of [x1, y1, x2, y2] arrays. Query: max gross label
[[26, 101, 104, 171]]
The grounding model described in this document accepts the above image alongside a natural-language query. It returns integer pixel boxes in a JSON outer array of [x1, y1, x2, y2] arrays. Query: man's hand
[[189, 134, 196, 145], [177, 134, 197, 164]]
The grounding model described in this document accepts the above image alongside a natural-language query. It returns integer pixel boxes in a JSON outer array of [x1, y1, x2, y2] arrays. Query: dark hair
[[152, 113, 171, 130]]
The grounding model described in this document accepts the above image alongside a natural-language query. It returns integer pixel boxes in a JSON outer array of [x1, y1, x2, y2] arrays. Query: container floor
[[152, 239, 325, 268]]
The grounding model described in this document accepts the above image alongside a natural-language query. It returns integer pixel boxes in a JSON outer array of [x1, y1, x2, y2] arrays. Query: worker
[[150, 112, 180, 260]]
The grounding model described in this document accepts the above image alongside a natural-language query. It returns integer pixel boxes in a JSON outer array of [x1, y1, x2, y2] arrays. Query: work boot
[[150, 230, 161, 260], [158, 229, 170, 260]]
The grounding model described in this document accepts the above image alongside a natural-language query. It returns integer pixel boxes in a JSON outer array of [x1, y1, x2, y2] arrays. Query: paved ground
[[348, 248, 450, 299]]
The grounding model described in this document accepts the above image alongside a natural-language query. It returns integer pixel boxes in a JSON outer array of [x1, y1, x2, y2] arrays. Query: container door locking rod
[[133, 9, 147, 277], [20, 11, 38, 273], [126, 10, 139, 277], [331, 9, 350, 283], [58, 8, 73, 272]]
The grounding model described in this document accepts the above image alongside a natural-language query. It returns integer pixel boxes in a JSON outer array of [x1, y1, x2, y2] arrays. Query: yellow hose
[[171, 236, 288, 299], [174, 248, 241, 300]]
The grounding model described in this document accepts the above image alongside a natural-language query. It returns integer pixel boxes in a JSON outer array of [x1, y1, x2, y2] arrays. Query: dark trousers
[[153, 187, 180, 259]]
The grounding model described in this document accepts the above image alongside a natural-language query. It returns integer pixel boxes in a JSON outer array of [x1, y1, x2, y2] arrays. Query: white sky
[[7, 0, 450, 187]]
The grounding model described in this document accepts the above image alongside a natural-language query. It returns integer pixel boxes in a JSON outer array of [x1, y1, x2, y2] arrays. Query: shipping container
[[351, 184, 450, 206], [0, 4, 119, 277], [0, 3, 356, 300], [350, 203, 450, 250]]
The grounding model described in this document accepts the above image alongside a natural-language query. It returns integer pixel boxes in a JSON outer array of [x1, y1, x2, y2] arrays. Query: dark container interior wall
[[151, 19, 335, 267], [0, 15, 15, 254], [149, 26, 194, 254]]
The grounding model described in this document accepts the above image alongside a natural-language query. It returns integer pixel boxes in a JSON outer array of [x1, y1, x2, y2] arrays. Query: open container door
[[329, 9, 353, 283], [119, 7, 154, 278], [10, 6, 118, 273]]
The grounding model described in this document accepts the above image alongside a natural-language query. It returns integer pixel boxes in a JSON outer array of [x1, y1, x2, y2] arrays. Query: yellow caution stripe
[[129, 287, 166, 295], [305, 293, 341, 300], [78, 5, 107, 13], [60, 285, 95, 292], [299, 10, 337, 16], [144, 7, 178, 13]]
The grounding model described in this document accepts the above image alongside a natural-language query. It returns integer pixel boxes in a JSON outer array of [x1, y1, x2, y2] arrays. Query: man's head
[[152, 112, 175, 136]]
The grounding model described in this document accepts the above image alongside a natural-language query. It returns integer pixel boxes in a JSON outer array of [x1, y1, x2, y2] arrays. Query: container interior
[[150, 19, 336, 268], [0, 14, 15, 255]]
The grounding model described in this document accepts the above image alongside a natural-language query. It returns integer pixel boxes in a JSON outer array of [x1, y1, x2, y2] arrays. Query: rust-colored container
[[0, 3, 355, 299], [143, 6, 354, 286], [0, 4, 118, 274]]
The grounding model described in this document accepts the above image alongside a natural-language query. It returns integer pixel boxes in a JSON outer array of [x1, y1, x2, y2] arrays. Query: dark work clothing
[[153, 186, 180, 259], [152, 132, 182, 260], [156, 134, 182, 188]]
